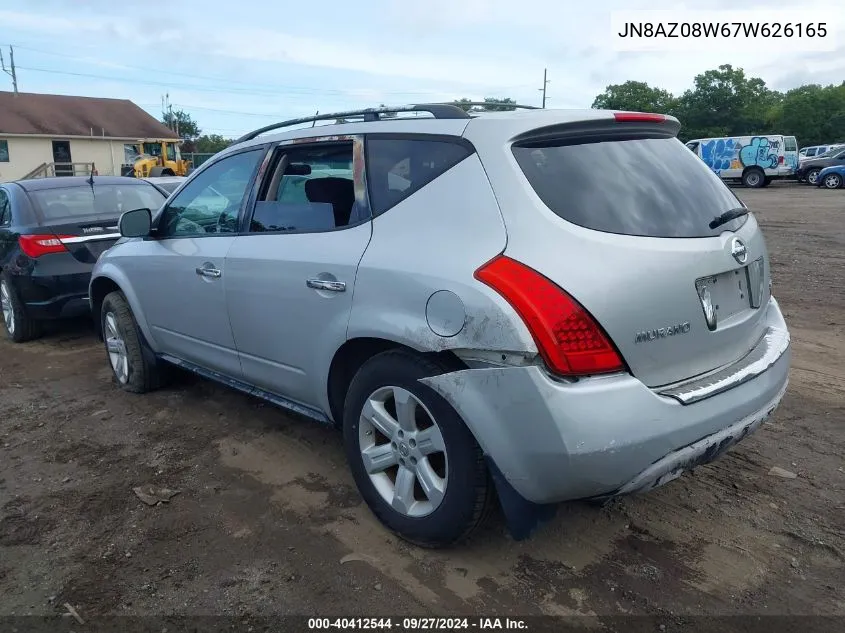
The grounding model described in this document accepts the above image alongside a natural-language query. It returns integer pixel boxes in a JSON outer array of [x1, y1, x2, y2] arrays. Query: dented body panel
[[421, 297, 790, 504], [346, 153, 537, 357]]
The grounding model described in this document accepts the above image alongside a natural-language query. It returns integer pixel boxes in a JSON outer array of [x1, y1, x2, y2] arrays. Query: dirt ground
[[1, 183, 843, 629]]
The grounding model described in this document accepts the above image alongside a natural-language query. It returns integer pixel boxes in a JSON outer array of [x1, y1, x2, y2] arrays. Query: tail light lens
[[18, 234, 73, 258], [779, 156, 784, 164], [474, 255, 625, 376]]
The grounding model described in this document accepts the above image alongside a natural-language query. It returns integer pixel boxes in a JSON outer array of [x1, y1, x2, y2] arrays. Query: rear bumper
[[421, 297, 790, 504], [11, 271, 92, 319]]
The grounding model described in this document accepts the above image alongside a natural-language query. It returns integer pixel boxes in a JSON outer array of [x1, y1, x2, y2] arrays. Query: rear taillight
[[474, 255, 625, 376], [18, 234, 73, 258], [778, 156, 784, 164], [613, 112, 666, 123]]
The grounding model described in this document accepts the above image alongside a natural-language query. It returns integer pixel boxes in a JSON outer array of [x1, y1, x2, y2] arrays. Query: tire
[[742, 168, 765, 188], [100, 291, 161, 393], [806, 168, 821, 186], [343, 349, 493, 547], [148, 166, 175, 177], [823, 173, 843, 189], [762, 177, 772, 187], [0, 275, 42, 343]]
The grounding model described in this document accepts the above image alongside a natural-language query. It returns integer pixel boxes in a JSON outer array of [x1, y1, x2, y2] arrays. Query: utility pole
[[539, 68, 549, 109], [1, 46, 19, 94]]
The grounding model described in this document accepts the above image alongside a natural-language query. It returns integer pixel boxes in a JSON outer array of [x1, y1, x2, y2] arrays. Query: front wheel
[[343, 350, 492, 547], [823, 173, 843, 189], [101, 291, 161, 393], [742, 168, 765, 188], [806, 168, 821, 185]]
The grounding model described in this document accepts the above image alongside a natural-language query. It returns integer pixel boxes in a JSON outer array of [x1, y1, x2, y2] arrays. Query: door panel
[[121, 236, 240, 375], [226, 224, 371, 406], [225, 138, 371, 410], [126, 147, 264, 376]]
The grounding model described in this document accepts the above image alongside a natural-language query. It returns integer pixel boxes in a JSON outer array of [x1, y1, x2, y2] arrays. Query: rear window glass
[[784, 137, 797, 151], [30, 183, 166, 221], [512, 137, 746, 238]]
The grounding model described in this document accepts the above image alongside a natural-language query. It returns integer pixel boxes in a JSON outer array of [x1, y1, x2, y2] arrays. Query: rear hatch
[[487, 115, 772, 388], [26, 181, 166, 264]]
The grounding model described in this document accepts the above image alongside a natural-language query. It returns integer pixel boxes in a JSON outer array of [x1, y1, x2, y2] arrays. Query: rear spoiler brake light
[[614, 112, 666, 123]]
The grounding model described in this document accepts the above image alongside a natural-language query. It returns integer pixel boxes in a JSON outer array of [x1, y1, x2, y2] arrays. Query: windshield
[[30, 183, 167, 221], [513, 136, 746, 238]]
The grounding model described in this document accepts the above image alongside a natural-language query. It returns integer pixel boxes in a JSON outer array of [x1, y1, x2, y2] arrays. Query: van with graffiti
[[685, 135, 799, 188]]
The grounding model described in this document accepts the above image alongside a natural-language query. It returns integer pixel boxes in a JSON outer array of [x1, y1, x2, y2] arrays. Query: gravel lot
[[1, 183, 843, 628]]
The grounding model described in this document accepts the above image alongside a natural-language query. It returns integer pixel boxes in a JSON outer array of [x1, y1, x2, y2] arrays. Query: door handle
[[196, 267, 222, 279], [306, 278, 346, 292]]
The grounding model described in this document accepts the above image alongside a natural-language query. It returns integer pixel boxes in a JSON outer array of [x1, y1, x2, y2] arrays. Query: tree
[[452, 97, 518, 113], [161, 109, 200, 141], [591, 80, 676, 114], [194, 134, 232, 154], [672, 65, 781, 140]]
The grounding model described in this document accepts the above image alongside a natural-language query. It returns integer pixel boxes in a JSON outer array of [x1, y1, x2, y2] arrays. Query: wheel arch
[[326, 336, 466, 428], [89, 269, 156, 349]]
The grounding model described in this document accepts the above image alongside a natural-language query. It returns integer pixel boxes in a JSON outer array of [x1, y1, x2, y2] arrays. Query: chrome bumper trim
[[658, 326, 790, 405]]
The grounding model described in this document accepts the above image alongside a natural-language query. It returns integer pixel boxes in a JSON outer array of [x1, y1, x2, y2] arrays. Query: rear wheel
[[742, 168, 765, 188], [0, 275, 42, 343], [101, 291, 161, 393], [343, 350, 492, 547], [806, 168, 822, 185], [823, 173, 843, 189]]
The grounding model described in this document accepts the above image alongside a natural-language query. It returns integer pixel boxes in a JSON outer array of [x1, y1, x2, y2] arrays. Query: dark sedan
[[796, 146, 845, 185], [0, 176, 166, 342]]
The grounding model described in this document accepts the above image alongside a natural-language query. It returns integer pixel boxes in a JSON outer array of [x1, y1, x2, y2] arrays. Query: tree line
[[161, 65, 845, 154], [591, 64, 845, 146]]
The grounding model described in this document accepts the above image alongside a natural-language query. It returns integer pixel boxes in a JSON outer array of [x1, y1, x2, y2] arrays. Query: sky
[[1, 0, 843, 138]]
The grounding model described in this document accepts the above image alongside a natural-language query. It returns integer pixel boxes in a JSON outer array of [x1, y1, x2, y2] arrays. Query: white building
[[0, 90, 180, 182]]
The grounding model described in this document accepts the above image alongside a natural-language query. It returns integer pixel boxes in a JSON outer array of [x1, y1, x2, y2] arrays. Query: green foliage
[[591, 81, 676, 114], [161, 109, 200, 141], [452, 97, 518, 112], [194, 134, 232, 154], [592, 65, 845, 146]]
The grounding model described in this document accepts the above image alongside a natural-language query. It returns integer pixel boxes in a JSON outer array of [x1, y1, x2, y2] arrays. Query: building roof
[[0, 91, 179, 140]]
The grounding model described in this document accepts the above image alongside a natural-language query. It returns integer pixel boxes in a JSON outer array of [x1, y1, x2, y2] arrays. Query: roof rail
[[457, 101, 541, 112], [234, 103, 471, 144]]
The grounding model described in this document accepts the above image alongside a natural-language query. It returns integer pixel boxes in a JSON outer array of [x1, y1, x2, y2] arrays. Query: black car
[[0, 176, 166, 342], [796, 146, 845, 185]]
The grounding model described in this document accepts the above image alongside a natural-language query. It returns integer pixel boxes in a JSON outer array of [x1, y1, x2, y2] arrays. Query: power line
[[0, 46, 18, 94], [7, 42, 541, 98]]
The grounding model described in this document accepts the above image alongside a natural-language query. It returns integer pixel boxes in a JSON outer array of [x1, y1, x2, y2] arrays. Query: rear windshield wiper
[[709, 207, 749, 229]]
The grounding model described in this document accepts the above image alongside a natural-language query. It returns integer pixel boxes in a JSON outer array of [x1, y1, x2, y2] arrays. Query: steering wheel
[[214, 203, 241, 233]]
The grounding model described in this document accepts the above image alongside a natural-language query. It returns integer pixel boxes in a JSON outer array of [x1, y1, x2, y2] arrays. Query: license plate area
[[696, 268, 752, 322]]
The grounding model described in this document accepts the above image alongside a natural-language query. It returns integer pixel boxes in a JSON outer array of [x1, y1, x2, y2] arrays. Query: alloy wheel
[[104, 311, 129, 384], [358, 386, 448, 518], [0, 281, 14, 336], [824, 174, 842, 189], [808, 170, 820, 184]]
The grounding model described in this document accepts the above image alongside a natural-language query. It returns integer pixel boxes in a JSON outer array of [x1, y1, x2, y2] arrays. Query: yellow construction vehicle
[[120, 140, 192, 178]]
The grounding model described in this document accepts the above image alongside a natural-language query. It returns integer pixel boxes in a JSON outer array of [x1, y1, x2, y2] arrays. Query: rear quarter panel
[[347, 153, 537, 356]]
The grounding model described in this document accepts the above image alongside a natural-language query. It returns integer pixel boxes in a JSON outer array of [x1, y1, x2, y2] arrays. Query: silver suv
[[90, 104, 791, 547]]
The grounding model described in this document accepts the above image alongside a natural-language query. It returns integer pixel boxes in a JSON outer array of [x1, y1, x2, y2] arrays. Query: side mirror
[[119, 207, 152, 237]]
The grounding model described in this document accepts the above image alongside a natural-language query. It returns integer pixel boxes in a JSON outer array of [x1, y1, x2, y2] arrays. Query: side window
[[165, 144, 176, 161], [0, 140, 9, 163], [366, 137, 472, 216], [0, 189, 10, 225], [806, 148, 817, 157], [250, 142, 355, 233], [158, 149, 262, 238]]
